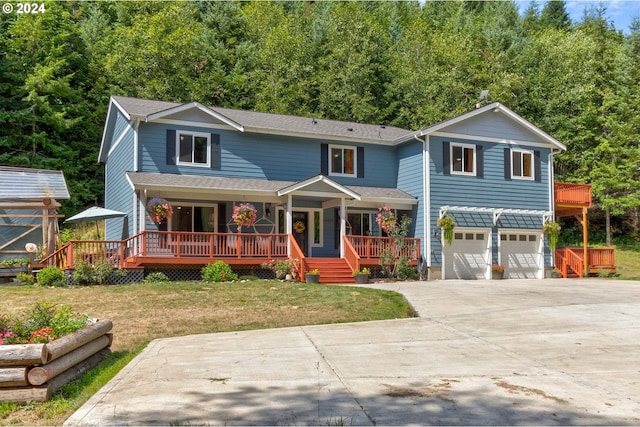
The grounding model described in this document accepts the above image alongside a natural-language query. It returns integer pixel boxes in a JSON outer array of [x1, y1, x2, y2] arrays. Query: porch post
[[582, 207, 588, 277], [286, 194, 293, 257], [340, 197, 346, 257]]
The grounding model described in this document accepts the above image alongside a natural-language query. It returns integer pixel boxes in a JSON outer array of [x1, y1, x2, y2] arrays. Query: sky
[[517, 0, 640, 34]]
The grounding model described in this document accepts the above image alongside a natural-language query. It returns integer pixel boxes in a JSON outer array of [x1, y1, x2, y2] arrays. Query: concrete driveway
[[65, 278, 640, 426]]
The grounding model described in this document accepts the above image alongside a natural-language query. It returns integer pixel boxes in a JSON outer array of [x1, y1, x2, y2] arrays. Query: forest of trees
[[1, 0, 639, 244]]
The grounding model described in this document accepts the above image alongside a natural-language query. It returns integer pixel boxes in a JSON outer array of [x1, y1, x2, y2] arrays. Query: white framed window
[[177, 131, 211, 167], [329, 145, 357, 177], [451, 143, 476, 176], [511, 149, 534, 180]]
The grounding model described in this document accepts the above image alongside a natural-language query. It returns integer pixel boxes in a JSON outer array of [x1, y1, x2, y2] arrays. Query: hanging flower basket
[[437, 215, 456, 245], [232, 203, 257, 231], [376, 206, 397, 234], [543, 221, 561, 252], [147, 198, 173, 224]]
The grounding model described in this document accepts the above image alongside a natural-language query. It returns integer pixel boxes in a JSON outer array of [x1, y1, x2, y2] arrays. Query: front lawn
[[0, 279, 415, 425]]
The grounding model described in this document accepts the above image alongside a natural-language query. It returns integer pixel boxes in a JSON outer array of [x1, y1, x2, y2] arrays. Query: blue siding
[[442, 113, 543, 142], [105, 119, 135, 240], [138, 122, 398, 188], [429, 135, 551, 267], [397, 140, 424, 245]]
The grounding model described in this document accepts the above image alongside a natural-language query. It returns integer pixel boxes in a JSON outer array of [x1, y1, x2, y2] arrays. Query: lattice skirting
[[144, 265, 275, 281]]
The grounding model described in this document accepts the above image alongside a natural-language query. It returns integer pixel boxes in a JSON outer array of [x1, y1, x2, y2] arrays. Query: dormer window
[[177, 131, 210, 167]]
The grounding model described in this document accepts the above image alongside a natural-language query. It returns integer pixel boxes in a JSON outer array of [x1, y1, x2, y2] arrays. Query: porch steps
[[305, 258, 355, 284]]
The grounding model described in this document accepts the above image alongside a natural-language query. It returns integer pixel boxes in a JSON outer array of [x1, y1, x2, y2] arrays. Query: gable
[[436, 112, 545, 143], [415, 102, 565, 151]]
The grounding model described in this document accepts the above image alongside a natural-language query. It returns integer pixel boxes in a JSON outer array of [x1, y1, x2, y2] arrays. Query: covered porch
[[49, 172, 420, 282], [41, 230, 420, 283]]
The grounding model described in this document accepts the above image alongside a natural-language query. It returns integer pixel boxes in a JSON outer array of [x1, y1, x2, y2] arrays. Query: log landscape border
[[0, 320, 112, 402]]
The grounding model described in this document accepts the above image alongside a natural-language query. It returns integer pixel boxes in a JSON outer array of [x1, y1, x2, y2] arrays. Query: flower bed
[[0, 303, 112, 402], [0, 320, 112, 402]]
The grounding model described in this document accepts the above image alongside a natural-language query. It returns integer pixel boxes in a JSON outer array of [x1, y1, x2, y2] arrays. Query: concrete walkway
[[65, 279, 640, 426]]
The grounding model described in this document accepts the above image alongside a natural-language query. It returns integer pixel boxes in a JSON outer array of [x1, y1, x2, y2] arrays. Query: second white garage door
[[499, 231, 543, 279], [443, 229, 490, 280]]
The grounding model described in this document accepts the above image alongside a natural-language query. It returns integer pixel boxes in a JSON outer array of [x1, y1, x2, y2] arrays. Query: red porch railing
[[555, 247, 616, 278], [554, 182, 592, 207], [41, 232, 422, 273], [42, 231, 290, 269], [346, 235, 420, 265]]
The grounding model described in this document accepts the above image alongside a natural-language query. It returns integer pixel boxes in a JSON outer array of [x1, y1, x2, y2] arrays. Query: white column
[[286, 194, 293, 257], [340, 197, 346, 257]]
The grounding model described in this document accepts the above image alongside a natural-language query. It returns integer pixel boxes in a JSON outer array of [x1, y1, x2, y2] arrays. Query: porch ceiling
[[127, 172, 417, 208]]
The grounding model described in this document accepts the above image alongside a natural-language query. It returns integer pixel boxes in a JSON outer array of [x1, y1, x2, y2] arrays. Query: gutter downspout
[[549, 148, 561, 269], [414, 132, 430, 276]]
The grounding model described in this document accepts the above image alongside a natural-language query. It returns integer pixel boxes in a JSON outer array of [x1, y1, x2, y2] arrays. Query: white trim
[[107, 121, 134, 158], [152, 118, 238, 131], [277, 174, 361, 200], [439, 206, 552, 226], [176, 131, 211, 168], [146, 102, 245, 132], [449, 142, 476, 176], [510, 148, 535, 180], [424, 136, 431, 267], [328, 144, 357, 178], [133, 120, 140, 172]]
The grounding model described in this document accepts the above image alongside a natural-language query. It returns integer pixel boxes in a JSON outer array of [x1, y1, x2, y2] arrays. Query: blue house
[[97, 95, 567, 281]]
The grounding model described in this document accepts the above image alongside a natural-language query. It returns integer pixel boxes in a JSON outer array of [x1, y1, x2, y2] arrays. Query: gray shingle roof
[[127, 172, 416, 204], [111, 96, 412, 143], [0, 166, 70, 200]]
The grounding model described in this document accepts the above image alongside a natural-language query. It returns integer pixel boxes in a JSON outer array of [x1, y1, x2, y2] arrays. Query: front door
[[292, 212, 309, 256]]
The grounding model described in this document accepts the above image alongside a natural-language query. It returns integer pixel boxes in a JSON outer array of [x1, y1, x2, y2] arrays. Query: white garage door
[[444, 229, 490, 279], [499, 231, 543, 279]]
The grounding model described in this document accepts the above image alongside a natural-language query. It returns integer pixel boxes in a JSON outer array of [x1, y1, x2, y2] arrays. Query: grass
[[611, 245, 640, 279], [0, 279, 415, 425]]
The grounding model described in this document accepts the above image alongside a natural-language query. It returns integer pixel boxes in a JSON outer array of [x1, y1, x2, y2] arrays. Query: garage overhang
[[439, 206, 553, 226]]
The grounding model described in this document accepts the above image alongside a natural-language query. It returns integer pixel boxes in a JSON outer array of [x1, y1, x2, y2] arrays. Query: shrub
[[37, 266, 67, 287], [16, 272, 35, 285], [202, 261, 238, 282], [144, 272, 170, 283], [72, 260, 113, 285]]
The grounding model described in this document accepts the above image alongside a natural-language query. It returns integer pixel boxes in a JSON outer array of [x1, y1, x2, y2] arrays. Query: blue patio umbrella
[[64, 207, 127, 239]]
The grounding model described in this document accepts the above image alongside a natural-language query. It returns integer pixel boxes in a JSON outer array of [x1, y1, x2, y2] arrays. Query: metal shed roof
[[0, 166, 70, 200]]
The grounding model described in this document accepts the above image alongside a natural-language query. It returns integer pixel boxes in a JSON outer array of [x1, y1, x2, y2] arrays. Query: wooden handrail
[[342, 236, 360, 272], [288, 234, 305, 279]]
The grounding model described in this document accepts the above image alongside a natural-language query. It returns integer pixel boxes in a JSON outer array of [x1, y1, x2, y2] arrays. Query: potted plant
[[353, 267, 370, 284], [147, 198, 173, 224], [305, 269, 320, 284], [232, 203, 257, 232], [543, 220, 561, 252], [437, 215, 456, 245], [551, 268, 562, 278], [492, 264, 505, 280], [376, 206, 397, 234]]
